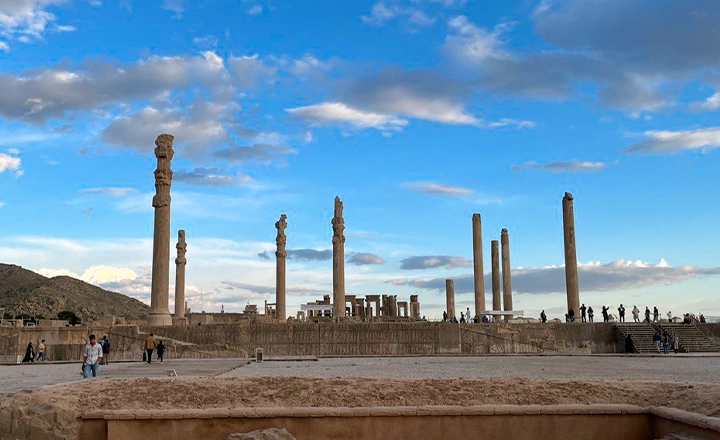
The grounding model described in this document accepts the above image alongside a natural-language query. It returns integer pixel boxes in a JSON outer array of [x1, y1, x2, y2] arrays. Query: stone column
[[501, 229, 513, 321], [562, 192, 580, 320], [174, 229, 187, 318], [491, 239, 501, 313], [332, 196, 346, 319], [446, 279, 455, 320], [275, 214, 288, 321], [472, 213, 485, 320], [149, 134, 175, 326]]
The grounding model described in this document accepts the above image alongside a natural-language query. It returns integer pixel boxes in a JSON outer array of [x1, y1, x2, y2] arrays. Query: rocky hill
[[0, 263, 149, 321]]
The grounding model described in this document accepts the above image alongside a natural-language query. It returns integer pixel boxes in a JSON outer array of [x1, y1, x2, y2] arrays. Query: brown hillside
[[0, 263, 149, 321]]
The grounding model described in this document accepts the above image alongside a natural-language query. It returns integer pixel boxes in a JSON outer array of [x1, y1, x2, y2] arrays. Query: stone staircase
[[615, 323, 659, 353], [655, 323, 720, 353]]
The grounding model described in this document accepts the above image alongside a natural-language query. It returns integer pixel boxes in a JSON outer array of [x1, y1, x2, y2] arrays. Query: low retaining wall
[[78, 405, 720, 440], [1, 322, 622, 361]]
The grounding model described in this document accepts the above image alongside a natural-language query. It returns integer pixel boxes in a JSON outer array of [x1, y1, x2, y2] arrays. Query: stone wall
[[76, 405, 720, 440], [460, 322, 619, 354], [1, 322, 622, 361]]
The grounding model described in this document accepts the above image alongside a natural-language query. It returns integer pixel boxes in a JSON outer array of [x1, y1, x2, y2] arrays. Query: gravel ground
[[224, 355, 720, 383]]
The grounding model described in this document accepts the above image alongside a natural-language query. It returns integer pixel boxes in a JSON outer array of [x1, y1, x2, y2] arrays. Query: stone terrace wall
[[460, 322, 619, 354], [142, 322, 461, 357], [1, 322, 621, 361]]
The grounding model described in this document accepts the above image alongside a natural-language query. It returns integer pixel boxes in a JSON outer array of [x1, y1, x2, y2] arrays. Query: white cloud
[[0, 152, 22, 177], [512, 159, 615, 173], [445, 15, 509, 62], [0, 0, 74, 47], [400, 255, 472, 270], [286, 102, 408, 132], [227, 54, 277, 89], [0, 201, 5, 207], [101, 102, 227, 153], [402, 181, 473, 195], [247, 4, 262, 15], [162, 0, 184, 17], [624, 127, 720, 154], [80, 187, 136, 197], [0, 52, 232, 122], [697, 92, 720, 110], [0, 41, 8, 52], [348, 253, 386, 266]]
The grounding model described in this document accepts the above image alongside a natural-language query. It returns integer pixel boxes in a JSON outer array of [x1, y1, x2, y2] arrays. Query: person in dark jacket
[[101, 336, 111, 365], [156, 340, 165, 364]]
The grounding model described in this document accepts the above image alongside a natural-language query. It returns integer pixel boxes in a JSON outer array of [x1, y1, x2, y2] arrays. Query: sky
[[1, 0, 719, 321]]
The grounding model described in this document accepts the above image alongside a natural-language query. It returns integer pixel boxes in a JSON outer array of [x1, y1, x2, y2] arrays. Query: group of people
[[21, 339, 46, 363], [538, 304, 707, 324], [143, 333, 165, 364]]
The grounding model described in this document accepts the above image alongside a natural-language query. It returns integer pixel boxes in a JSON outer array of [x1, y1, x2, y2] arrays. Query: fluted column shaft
[[174, 229, 186, 318], [563, 193, 580, 320], [491, 240, 501, 312], [501, 228, 513, 322], [149, 134, 174, 326], [332, 197, 345, 319], [446, 279, 455, 320], [472, 213, 485, 320]]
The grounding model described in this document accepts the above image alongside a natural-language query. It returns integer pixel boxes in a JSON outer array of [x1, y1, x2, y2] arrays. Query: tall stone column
[[445, 279, 455, 320], [472, 213, 485, 320], [501, 228, 513, 322], [332, 196, 345, 319], [149, 134, 174, 326], [562, 192, 580, 320], [275, 214, 288, 321], [491, 239, 501, 312], [174, 229, 186, 318]]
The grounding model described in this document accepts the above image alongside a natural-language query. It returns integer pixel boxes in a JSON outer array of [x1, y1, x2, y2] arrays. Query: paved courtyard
[[226, 355, 720, 382], [2, 355, 719, 398]]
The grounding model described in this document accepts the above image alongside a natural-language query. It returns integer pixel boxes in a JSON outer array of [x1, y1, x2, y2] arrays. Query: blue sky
[[1, 0, 719, 320]]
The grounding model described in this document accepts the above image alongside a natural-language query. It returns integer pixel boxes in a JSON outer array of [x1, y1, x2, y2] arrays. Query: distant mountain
[[0, 263, 149, 321]]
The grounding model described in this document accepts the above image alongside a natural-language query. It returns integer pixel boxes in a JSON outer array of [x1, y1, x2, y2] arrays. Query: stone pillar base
[[172, 317, 189, 326], [147, 313, 172, 326]]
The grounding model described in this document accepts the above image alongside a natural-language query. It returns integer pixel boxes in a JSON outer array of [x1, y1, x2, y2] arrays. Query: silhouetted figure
[[22, 342, 35, 363], [540, 310, 547, 323], [625, 335, 635, 353], [617, 304, 625, 323], [588, 307, 594, 323], [580, 304, 587, 322]]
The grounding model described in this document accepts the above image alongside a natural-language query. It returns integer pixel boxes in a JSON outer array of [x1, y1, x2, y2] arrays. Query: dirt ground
[[3, 376, 720, 440]]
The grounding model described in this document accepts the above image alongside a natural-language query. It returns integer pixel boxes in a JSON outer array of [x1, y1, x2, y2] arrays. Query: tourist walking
[[667, 311, 673, 322], [157, 340, 165, 364], [36, 339, 46, 362], [662, 333, 669, 354], [673, 334, 680, 353], [652, 331, 662, 353], [601, 306, 609, 323], [653, 307, 659, 322], [466, 307, 472, 323], [644, 307, 651, 323], [588, 306, 594, 323], [618, 304, 626, 323], [22, 342, 35, 363], [580, 304, 587, 322], [540, 310, 547, 323], [442, 311, 447, 322], [101, 336, 111, 365], [460, 312, 466, 323], [82, 334, 103, 379], [700, 314, 706, 323], [632, 306, 640, 322], [144, 333, 157, 364]]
